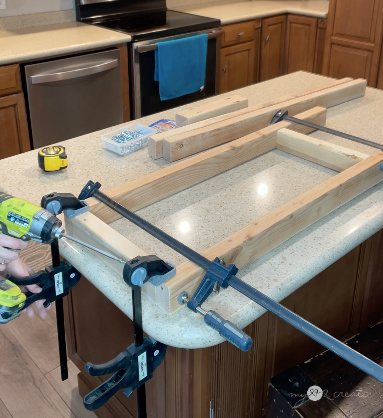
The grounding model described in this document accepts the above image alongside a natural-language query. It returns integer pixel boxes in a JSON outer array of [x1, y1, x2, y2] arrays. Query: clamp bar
[[79, 181, 383, 382], [270, 110, 383, 150], [51, 238, 68, 381], [229, 276, 383, 381]]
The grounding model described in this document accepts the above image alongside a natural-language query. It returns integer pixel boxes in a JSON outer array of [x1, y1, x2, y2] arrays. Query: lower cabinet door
[[0, 93, 30, 159], [219, 41, 256, 94]]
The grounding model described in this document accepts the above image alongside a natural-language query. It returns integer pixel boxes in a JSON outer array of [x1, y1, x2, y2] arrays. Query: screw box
[[102, 122, 156, 156]]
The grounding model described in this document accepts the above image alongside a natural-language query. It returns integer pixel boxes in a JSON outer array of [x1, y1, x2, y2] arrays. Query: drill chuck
[[27, 208, 64, 243]]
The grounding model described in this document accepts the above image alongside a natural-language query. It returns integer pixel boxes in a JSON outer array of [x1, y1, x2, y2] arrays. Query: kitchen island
[[1, 72, 383, 417]]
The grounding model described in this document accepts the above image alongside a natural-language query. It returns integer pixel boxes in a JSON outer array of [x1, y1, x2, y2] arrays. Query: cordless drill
[[0, 193, 64, 243], [0, 193, 66, 322]]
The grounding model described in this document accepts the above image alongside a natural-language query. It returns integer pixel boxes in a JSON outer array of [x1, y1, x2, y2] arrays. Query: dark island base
[[64, 229, 383, 418]]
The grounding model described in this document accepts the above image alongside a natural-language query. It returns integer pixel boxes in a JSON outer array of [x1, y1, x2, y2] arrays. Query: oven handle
[[29, 59, 118, 84], [134, 29, 223, 53]]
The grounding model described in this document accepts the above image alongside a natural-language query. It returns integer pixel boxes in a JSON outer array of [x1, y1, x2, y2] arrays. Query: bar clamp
[[83, 337, 166, 411]]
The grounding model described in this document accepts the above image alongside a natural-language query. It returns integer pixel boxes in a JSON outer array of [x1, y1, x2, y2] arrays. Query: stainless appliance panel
[[25, 49, 123, 148], [132, 28, 222, 118]]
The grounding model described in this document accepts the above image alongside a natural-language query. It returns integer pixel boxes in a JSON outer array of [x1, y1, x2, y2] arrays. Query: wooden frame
[[64, 81, 383, 315]]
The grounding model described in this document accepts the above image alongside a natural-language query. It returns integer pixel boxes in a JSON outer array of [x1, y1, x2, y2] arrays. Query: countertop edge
[[172, 1, 329, 25], [0, 36, 131, 66]]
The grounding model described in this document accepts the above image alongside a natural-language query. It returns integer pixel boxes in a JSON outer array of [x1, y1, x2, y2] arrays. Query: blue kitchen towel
[[154, 34, 208, 101]]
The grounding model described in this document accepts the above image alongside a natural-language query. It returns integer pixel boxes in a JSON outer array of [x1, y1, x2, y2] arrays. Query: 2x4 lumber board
[[88, 107, 327, 224], [64, 211, 157, 301], [158, 151, 383, 314], [277, 128, 369, 172], [162, 79, 367, 163], [175, 94, 248, 126], [148, 77, 353, 159]]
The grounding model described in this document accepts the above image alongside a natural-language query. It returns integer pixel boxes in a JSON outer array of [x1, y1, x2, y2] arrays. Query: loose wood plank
[[148, 77, 352, 159], [175, 94, 248, 126], [159, 152, 383, 313], [277, 128, 369, 172], [162, 79, 366, 162], [89, 107, 326, 224]]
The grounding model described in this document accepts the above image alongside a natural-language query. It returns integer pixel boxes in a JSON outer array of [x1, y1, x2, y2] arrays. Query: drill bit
[[60, 233, 126, 264]]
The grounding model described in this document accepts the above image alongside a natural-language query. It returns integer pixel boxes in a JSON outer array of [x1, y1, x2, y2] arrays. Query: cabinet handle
[[238, 32, 245, 37], [222, 66, 227, 74], [265, 35, 270, 43]]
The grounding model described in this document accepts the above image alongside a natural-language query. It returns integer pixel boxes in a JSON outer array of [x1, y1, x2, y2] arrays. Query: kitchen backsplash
[[0, 0, 73, 17]]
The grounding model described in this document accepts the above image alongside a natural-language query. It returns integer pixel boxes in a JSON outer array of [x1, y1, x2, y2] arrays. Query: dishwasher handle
[[29, 59, 118, 85]]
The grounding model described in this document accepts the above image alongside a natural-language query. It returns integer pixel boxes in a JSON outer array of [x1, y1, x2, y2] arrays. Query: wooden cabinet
[[220, 15, 326, 93], [285, 15, 327, 76], [65, 228, 383, 418], [219, 20, 261, 93], [260, 15, 286, 81], [285, 15, 317, 73], [322, 0, 383, 86], [0, 64, 30, 159]]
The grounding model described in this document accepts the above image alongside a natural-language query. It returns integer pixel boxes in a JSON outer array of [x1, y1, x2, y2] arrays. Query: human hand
[[0, 234, 28, 272], [0, 234, 49, 319]]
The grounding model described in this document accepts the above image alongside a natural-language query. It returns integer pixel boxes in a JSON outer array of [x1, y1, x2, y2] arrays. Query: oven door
[[131, 28, 222, 118]]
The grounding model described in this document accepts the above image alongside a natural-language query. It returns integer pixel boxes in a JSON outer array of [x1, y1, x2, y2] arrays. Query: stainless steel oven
[[75, 0, 222, 119], [132, 28, 222, 118]]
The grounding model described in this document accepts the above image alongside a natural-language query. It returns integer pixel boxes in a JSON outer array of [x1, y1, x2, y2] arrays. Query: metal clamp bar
[[30, 59, 118, 84], [135, 29, 223, 53], [270, 110, 383, 151], [79, 181, 383, 383], [285, 115, 383, 150]]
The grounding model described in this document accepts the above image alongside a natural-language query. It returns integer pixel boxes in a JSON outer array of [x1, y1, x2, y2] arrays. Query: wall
[[0, 0, 73, 17]]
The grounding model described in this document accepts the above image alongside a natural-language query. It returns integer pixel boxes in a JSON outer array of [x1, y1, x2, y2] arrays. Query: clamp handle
[[8, 262, 81, 310], [205, 310, 252, 352], [83, 337, 167, 411]]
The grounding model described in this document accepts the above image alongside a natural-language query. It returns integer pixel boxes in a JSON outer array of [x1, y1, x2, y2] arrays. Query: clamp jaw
[[123, 255, 176, 288], [182, 257, 252, 352], [83, 337, 166, 411]]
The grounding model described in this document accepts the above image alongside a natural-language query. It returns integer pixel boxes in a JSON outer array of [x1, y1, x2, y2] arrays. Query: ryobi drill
[[0, 193, 64, 243], [0, 193, 69, 323]]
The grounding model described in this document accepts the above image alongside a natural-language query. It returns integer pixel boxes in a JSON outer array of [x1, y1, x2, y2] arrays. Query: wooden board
[[175, 94, 248, 126], [158, 151, 383, 313], [162, 78, 366, 162], [147, 77, 357, 160], [88, 107, 327, 224], [74, 79, 382, 315], [277, 128, 369, 172]]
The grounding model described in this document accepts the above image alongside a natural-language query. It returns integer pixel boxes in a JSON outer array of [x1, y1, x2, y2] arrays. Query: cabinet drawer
[[0, 64, 22, 97], [222, 21, 258, 47]]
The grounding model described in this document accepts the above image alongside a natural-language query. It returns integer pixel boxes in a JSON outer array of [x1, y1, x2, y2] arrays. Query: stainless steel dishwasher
[[24, 49, 123, 148]]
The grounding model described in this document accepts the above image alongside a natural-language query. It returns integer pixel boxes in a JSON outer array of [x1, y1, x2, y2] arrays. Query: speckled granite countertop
[[1, 72, 382, 349], [0, 20, 131, 66], [172, 0, 329, 25]]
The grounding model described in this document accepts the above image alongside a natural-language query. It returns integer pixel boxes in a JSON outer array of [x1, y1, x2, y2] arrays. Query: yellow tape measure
[[38, 145, 68, 172]]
